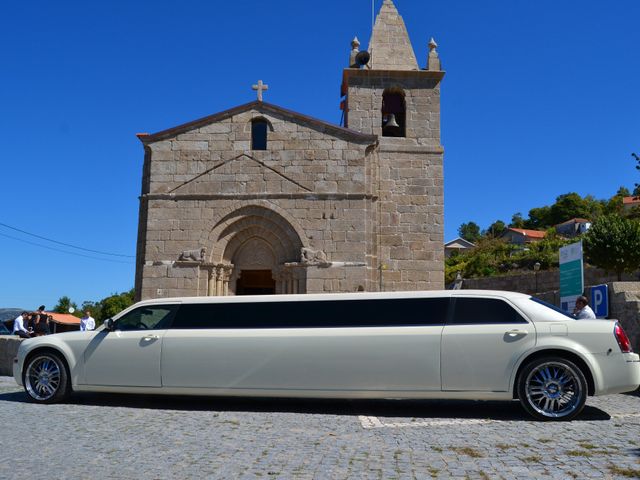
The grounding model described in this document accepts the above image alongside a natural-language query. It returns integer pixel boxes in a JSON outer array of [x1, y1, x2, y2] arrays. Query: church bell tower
[[341, 0, 445, 290]]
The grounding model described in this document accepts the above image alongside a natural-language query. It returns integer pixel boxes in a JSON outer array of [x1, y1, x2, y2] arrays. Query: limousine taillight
[[614, 323, 633, 353]]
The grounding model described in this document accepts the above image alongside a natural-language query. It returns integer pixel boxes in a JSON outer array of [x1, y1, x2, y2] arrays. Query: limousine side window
[[115, 305, 178, 331], [449, 297, 526, 325], [171, 298, 450, 329]]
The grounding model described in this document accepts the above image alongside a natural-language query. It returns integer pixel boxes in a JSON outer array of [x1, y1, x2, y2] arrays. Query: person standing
[[12, 312, 32, 338], [33, 305, 49, 336], [35, 314, 51, 336], [79, 310, 96, 331], [573, 296, 596, 319]]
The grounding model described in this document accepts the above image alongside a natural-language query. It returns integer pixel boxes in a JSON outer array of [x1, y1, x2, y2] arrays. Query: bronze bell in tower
[[382, 113, 401, 137]]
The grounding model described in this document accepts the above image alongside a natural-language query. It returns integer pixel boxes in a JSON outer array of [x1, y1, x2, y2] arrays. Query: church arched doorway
[[231, 237, 277, 296], [207, 205, 306, 295], [235, 270, 276, 295]]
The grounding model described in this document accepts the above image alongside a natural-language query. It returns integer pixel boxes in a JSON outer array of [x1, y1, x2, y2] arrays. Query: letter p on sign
[[591, 284, 608, 318]]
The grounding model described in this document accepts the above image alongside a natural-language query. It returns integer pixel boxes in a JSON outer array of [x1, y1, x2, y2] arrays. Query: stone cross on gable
[[252, 80, 269, 102]]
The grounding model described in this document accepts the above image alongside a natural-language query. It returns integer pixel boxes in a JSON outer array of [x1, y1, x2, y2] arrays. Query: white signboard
[[559, 241, 584, 313]]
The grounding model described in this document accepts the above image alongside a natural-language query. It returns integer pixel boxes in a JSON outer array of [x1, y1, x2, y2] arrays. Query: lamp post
[[533, 262, 541, 294]]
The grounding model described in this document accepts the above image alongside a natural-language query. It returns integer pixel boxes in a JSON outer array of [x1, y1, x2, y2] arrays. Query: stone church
[[134, 0, 445, 300]]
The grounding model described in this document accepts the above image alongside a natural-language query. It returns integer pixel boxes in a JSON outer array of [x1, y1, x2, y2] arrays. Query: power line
[[0, 231, 134, 264], [0, 221, 135, 258]]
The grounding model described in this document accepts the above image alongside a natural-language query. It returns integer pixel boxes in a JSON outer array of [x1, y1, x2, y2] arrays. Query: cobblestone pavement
[[0, 376, 639, 480]]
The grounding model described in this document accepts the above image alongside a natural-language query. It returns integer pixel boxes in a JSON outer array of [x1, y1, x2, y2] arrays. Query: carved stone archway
[[203, 206, 306, 295], [232, 238, 277, 295]]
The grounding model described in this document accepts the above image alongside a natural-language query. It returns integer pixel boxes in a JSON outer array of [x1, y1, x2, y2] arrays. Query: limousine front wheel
[[517, 356, 587, 421], [23, 351, 70, 404]]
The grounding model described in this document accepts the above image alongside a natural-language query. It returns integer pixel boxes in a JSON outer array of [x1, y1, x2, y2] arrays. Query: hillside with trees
[[448, 170, 640, 285]]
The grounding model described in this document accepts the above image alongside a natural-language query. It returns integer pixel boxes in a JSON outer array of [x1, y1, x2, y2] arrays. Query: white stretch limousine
[[13, 290, 640, 420]]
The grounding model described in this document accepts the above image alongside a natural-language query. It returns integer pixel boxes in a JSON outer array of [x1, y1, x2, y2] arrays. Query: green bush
[[445, 235, 573, 284]]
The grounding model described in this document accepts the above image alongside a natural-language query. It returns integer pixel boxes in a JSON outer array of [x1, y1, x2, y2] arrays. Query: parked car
[[0, 308, 23, 332], [13, 290, 640, 420], [0, 322, 11, 335]]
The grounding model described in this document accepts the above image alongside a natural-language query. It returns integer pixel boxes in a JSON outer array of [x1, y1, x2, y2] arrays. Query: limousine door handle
[[142, 335, 160, 341], [506, 329, 528, 337]]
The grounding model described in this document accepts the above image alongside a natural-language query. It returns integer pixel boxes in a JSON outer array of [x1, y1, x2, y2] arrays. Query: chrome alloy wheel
[[25, 355, 62, 402], [524, 361, 583, 418]]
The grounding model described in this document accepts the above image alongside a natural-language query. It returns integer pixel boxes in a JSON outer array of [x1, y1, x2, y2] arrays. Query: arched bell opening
[[381, 87, 406, 137]]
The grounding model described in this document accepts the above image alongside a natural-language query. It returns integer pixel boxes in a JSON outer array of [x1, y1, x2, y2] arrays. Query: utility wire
[[0, 231, 134, 264], [0, 221, 135, 258]]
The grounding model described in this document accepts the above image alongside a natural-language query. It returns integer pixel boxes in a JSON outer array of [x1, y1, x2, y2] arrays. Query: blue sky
[[1, 0, 638, 309]]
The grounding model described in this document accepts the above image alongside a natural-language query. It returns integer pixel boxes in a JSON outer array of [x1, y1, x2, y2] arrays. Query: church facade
[[134, 0, 445, 300]]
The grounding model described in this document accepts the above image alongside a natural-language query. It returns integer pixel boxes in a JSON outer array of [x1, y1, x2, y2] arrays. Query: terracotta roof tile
[[45, 312, 80, 325], [507, 228, 547, 238]]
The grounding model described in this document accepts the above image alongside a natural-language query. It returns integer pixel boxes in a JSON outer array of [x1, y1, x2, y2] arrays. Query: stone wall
[[376, 142, 444, 290], [137, 105, 379, 299], [461, 268, 639, 297], [344, 70, 445, 291], [0, 337, 22, 376], [610, 283, 640, 353]]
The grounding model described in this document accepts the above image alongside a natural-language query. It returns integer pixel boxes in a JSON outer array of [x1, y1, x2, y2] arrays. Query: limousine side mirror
[[103, 318, 115, 331]]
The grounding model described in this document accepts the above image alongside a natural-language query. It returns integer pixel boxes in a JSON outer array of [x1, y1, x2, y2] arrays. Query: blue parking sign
[[591, 284, 608, 318]]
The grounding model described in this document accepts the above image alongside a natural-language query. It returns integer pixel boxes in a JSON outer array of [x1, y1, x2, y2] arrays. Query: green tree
[[548, 192, 600, 225], [458, 222, 481, 243], [510, 213, 525, 228], [524, 206, 551, 230], [484, 220, 506, 238], [53, 296, 78, 314], [54, 289, 135, 326], [604, 186, 631, 215], [99, 289, 135, 322], [616, 186, 631, 197], [583, 214, 640, 280]]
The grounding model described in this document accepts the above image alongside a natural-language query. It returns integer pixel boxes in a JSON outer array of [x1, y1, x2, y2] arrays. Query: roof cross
[[252, 80, 269, 102]]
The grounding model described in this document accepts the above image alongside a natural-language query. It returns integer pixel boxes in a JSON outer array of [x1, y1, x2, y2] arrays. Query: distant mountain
[[0, 308, 24, 323]]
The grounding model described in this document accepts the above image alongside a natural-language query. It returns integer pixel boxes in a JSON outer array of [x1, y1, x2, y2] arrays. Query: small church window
[[381, 88, 406, 137], [251, 119, 268, 150]]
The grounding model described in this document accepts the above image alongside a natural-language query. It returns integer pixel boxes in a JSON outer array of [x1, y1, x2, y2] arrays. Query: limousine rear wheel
[[517, 356, 587, 421], [23, 351, 70, 404]]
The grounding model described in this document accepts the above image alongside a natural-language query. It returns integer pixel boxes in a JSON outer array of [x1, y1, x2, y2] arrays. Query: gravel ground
[[0, 376, 639, 479]]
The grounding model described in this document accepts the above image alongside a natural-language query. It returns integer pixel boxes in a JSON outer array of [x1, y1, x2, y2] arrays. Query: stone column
[[208, 269, 216, 296], [223, 266, 232, 296], [278, 264, 307, 294], [216, 267, 224, 296]]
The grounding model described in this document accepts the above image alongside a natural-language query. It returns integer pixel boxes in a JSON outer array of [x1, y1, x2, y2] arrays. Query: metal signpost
[[591, 284, 609, 318], [559, 241, 584, 313]]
